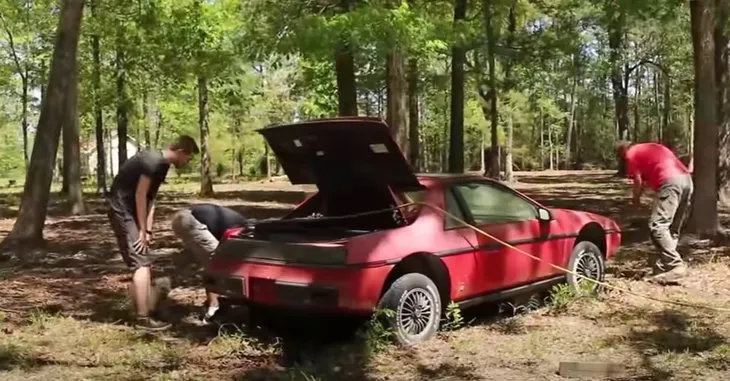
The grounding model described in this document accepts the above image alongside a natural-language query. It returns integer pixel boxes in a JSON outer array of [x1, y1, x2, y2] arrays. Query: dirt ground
[[1, 170, 730, 381]]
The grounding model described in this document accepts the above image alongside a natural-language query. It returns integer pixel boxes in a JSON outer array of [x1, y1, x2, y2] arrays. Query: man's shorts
[[171, 209, 219, 267], [107, 202, 150, 270]]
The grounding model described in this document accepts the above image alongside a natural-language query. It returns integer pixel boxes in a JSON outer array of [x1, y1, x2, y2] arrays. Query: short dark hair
[[170, 135, 199, 155], [615, 140, 632, 155]]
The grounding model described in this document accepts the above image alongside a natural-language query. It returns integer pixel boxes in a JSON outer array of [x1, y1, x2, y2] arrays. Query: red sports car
[[205, 117, 622, 345]]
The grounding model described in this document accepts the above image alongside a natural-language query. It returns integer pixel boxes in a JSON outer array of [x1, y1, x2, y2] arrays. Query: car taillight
[[222, 227, 245, 241]]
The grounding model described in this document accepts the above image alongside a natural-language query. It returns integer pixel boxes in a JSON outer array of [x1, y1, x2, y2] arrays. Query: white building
[[84, 133, 140, 178]]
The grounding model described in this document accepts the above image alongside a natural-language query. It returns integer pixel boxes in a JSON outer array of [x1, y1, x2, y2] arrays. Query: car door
[[448, 180, 548, 293]]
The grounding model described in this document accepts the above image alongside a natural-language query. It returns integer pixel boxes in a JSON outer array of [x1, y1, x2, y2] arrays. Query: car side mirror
[[537, 208, 553, 222]]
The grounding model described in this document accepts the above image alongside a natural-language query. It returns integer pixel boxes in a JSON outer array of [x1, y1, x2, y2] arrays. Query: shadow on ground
[[600, 307, 727, 380]]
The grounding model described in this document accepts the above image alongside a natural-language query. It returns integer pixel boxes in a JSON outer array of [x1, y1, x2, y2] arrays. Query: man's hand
[[133, 230, 149, 254]]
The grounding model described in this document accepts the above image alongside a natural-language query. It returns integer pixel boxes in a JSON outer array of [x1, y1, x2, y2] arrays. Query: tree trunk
[[715, 0, 730, 206], [505, 115, 514, 181], [688, 0, 719, 234], [608, 5, 630, 140], [1, 0, 85, 250], [662, 72, 671, 145], [653, 71, 662, 142], [116, 43, 128, 166], [634, 66, 642, 140], [154, 110, 163, 148], [198, 76, 214, 197], [408, 56, 420, 170], [548, 118, 554, 170], [21, 77, 29, 167], [91, 1, 106, 194], [386, 48, 409, 154], [565, 55, 578, 169], [143, 90, 151, 147], [540, 109, 545, 170], [334, 0, 357, 116], [442, 79, 450, 171], [448, 0, 467, 173], [63, 59, 86, 215], [484, 0, 499, 178], [237, 149, 244, 177]]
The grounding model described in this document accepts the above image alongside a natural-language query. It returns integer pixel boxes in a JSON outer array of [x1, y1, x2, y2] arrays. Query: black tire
[[378, 273, 442, 346], [566, 241, 605, 294]]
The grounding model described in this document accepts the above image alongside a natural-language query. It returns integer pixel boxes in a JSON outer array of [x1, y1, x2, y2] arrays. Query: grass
[[2, 170, 730, 380]]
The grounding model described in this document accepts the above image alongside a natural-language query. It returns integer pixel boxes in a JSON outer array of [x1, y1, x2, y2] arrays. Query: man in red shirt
[[616, 141, 694, 285]]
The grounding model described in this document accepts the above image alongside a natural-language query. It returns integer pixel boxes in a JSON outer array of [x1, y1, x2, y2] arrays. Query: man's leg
[[171, 209, 220, 323], [648, 179, 687, 284], [109, 208, 170, 331], [668, 174, 694, 251]]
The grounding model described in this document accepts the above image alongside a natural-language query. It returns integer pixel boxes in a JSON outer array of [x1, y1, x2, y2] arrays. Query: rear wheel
[[378, 273, 441, 346], [566, 241, 605, 294]]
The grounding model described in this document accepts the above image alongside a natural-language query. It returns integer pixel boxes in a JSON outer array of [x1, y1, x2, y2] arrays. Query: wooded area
[[0, 0, 729, 247]]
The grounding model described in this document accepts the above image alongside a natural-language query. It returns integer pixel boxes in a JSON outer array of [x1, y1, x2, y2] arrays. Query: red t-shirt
[[624, 143, 690, 191]]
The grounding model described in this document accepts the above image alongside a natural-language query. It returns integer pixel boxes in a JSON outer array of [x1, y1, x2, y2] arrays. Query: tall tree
[[62, 56, 85, 215], [0, 0, 85, 250], [115, 36, 129, 167], [90, 0, 107, 193], [502, 0, 517, 181], [198, 75, 214, 196], [716, 0, 730, 206], [689, 0, 719, 235], [606, 2, 631, 141], [483, 0, 499, 178], [448, 0, 467, 173], [386, 0, 410, 154], [335, 0, 358, 116]]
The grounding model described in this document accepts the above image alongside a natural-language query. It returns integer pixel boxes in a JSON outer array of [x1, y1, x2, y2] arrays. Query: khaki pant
[[648, 174, 693, 273], [171, 209, 219, 268]]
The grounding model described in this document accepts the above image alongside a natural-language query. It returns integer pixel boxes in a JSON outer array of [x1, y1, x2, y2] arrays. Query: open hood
[[257, 118, 423, 191]]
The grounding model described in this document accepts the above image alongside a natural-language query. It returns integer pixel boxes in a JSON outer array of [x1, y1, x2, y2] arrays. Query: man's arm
[[135, 175, 152, 233], [146, 202, 155, 233], [631, 174, 643, 204]]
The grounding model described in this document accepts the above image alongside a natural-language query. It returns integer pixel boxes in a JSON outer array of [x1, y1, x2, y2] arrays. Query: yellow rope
[[401, 202, 730, 313]]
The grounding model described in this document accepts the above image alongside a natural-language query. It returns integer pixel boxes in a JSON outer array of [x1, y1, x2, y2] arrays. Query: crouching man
[[171, 203, 249, 323]]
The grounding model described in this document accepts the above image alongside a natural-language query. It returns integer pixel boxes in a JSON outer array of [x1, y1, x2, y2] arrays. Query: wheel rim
[[397, 288, 435, 338], [574, 250, 601, 286]]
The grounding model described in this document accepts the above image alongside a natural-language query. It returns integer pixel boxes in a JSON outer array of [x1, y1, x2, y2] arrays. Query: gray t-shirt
[[109, 149, 170, 217]]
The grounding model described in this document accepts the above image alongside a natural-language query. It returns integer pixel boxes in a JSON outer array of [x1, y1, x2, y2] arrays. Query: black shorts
[[107, 200, 150, 270]]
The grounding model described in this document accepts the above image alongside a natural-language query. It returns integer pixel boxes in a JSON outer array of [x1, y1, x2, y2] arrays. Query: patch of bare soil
[[1, 171, 730, 380]]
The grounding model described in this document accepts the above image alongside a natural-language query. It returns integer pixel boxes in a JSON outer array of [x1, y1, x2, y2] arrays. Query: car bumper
[[204, 259, 394, 314]]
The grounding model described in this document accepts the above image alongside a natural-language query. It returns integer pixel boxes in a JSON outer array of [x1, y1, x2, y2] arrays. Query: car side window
[[452, 181, 537, 224], [444, 188, 467, 229]]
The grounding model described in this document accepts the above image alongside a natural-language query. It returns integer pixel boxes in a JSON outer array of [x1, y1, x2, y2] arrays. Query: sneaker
[[648, 263, 688, 285], [201, 305, 221, 325], [134, 316, 171, 332]]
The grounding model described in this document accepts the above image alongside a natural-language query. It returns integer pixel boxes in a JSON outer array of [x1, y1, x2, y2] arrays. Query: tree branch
[[0, 13, 26, 82], [626, 59, 668, 77]]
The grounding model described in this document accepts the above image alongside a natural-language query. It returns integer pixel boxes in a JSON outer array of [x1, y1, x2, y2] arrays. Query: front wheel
[[378, 273, 442, 346], [566, 241, 605, 294]]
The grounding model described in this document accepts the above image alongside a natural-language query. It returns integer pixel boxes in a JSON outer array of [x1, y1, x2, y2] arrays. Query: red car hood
[[549, 208, 621, 232], [257, 117, 423, 192]]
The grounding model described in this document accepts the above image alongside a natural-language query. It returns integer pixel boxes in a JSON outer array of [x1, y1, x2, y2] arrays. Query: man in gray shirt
[[108, 135, 199, 331]]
